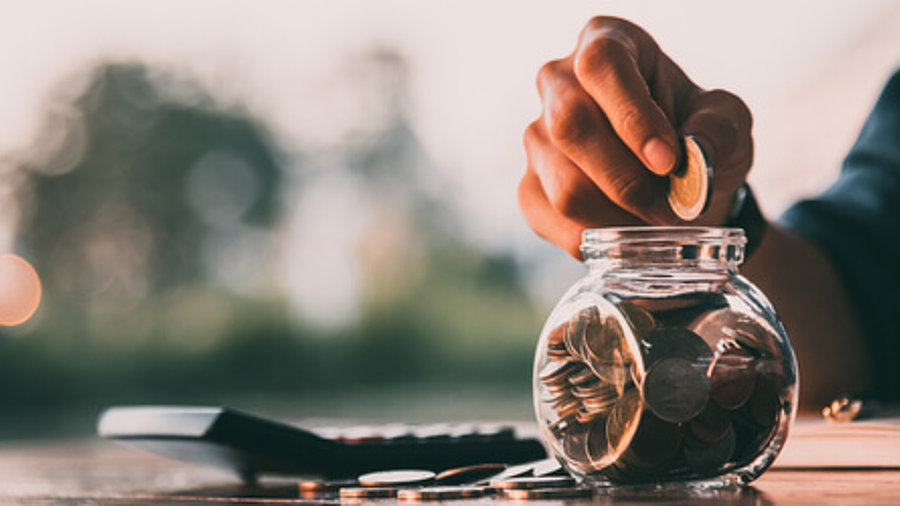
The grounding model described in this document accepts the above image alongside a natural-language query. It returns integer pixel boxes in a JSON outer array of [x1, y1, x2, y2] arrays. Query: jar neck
[[582, 227, 746, 277]]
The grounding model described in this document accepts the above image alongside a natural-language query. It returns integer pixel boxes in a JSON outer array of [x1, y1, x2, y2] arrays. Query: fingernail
[[643, 137, 676, 175]]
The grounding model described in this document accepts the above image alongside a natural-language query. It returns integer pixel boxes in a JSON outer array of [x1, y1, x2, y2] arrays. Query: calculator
[[97, 406, 548, 481]]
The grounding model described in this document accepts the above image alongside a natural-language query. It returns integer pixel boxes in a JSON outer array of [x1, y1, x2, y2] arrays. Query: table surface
[[2, 439, 899, 505]]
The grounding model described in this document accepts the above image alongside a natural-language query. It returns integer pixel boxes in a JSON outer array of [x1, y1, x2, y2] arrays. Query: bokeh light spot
[[0, 254, 42, 326]]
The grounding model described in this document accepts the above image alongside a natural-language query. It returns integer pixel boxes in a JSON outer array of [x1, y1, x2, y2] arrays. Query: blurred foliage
[[0, 55, 543, 438]]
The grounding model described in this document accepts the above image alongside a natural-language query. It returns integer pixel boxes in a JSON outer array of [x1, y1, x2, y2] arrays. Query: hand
[[519, 16, 753, 258]]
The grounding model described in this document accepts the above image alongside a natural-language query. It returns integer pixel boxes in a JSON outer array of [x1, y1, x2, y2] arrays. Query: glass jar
[[533, 227, 797, 489]]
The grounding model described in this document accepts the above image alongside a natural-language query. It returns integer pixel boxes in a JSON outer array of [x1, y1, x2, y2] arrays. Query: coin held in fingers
[[668, 136, 712, 221]]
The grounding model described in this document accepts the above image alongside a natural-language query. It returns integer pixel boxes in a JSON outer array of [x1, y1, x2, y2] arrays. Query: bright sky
[[1, 1, 898, 320]]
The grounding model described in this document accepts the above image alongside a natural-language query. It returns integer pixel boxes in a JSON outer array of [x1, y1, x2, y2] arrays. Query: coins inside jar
[[537, 302, 787, 483]]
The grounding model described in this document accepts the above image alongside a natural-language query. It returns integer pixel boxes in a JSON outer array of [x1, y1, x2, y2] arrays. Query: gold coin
[[340, 486, 397, 499], [567, 365, 598, 386], [397, 486, 486, 501], [584, 317, 630, 387], [668, 136, 711, 221], [299, 478, 355, 492], [562, 421, 592, 469], [620, 303, 655, 340], [538, 360, 578, 385], [599, 388, 642, 468], [546, 322, 567, 348], [565, 306, 598, 358]]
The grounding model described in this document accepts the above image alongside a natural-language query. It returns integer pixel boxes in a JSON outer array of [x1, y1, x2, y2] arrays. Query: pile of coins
[[537, 301, 789, 483], [298, 459, 594, 501]]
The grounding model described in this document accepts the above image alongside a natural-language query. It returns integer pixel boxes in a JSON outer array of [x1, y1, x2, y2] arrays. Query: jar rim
[[580, 226, 747, 268], [582, 226, 746, 246]]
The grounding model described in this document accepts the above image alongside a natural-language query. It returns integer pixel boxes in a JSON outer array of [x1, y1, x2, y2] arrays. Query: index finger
[[572, 17, 681, 176]]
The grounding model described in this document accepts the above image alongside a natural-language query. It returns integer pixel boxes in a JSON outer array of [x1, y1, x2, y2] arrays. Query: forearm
[[741, 222, 874, 412]]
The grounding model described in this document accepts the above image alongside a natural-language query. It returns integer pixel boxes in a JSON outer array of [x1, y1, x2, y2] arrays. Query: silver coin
[[691, 308, 786, 374], [642, 357, 710, 423], [397, 486, 485, 501], [490, 476, 576, 490], [532, 458, 566, 477], [357, 469, 435, 487], [435, 463, 507, 485], [641, 327, 712, 368], [691, 308, 780, 358], [478, 460, 537, 484]]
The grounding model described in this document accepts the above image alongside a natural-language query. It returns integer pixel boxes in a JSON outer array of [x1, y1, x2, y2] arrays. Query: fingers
[[520, 15, 756, 254], [536, 59, 676, 224], [572, 17, 681, 176], [518, 171, 585, 259], [521, 120, 645, 259], [523, 120, 642, 226]]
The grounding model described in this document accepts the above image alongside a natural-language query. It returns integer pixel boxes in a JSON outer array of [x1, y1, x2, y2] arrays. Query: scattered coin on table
[[298, 478, 356, 492], [357, 469, 435, 487], [397, 486, 486, 501], [489, 475, 576, 490], [478, 460, 539, 484], [435, 463, 506, 485], [530, 458, 565, 477], [504, 487, 593, 500], [340, 486, 397, 499]]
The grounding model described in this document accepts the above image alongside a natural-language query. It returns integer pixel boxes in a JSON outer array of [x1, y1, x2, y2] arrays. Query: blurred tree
[[0, 51, 542, 438], [14, 62, 284, 336]]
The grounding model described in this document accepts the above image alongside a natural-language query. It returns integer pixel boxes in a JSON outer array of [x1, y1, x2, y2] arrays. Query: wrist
[[724, 183, 767, 260]]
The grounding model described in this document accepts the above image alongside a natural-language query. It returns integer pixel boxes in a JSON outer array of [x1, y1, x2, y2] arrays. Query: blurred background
[[0, 0, 897, 439]]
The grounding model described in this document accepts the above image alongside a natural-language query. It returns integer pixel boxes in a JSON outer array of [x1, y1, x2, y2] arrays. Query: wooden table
[[2, 439, 898, 505]]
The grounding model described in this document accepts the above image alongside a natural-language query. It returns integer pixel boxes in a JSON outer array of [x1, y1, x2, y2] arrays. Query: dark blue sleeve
[[780, 69, 900, 402]]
